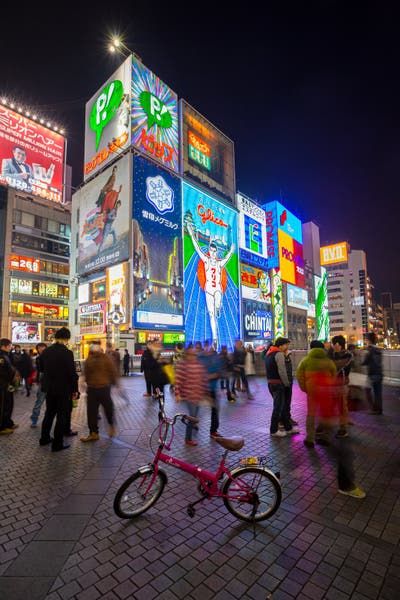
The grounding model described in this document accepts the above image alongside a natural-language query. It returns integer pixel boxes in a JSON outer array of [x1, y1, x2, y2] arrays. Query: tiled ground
[[0, 376, 399, 600]]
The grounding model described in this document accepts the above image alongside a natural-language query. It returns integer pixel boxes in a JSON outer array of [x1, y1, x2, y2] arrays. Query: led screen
[[314, 267, 330, 341]]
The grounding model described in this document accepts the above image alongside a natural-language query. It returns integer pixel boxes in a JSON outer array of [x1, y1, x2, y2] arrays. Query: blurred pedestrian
[[363, 332, 383, 415], [81, 344, 117, 442], [11, 345, 33, 396], [123, 349, 130, 376], [328, 335, 353, 438], [147, 340, 170, 398], [39, 328, 79, 452], [0, 338, 19, 434], [175, 346, 208, 446], [265, 337, 299, 437], [140, 341, 154, 397], [30, 343, 47, 428], [245, 344, 256, 377], [199, 341, 223, 438], [219, 345, 234, 402], [232, 340, 253, 400]]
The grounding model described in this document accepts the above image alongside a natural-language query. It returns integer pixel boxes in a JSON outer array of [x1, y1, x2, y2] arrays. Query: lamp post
[[108, 37, 141, 61]]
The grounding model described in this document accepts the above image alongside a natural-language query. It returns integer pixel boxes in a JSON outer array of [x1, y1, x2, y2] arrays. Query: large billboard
[[0, 104, 65, 203], [320, 242, 348, 266], [271, 268, 285, 338], [287, 283, 308, 311], [237, 193, 269, 269], [315, 267, 330, 341], [79, 302, 106, 335], [241, 263, 271, 304], [78, 154, 130, 275], [263, 201, 304, 274], [183, 182, 240, 349], [180, 101, 235, 203], [133, 156, 183, 330], [106, 262, 129, 327], [131, 57, 179, 173], [84, 57, 131, 181], [278, 229, 305, 287], [242, 300, 273, 342], [11, 321, 41, 344]]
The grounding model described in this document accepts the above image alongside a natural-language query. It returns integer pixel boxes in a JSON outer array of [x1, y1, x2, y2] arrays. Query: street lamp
[[108, 36, 141, 61]]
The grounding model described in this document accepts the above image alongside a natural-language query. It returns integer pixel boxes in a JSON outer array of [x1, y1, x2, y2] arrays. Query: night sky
[[1, 2, 399, 299]]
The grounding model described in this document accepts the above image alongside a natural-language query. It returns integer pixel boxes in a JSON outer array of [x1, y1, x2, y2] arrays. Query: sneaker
[[338, 486, 366, 499], [108, 426, 117, 438], [335, 429, 349, 439], [0, 428, 14, 435], [303, 440, 315, 448], [185, 440, 198, 446], [80, 433, 100, 442], [210, 431, 222, 439], [287, 427, 300, 434], [271, 430, 287, 437]]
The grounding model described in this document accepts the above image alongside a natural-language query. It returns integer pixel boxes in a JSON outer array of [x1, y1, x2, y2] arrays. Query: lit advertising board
[[44, 327, 57, 342], [0, 105, 65, 203], [237, 193, 269, 269], [11, 321, 41, 344], [163, 333, 185, 344], [264, 202, 279, 269], [106, 262, 129, 327], [242, 300, 273, 342], [79, 302, 106, 334], [278, 229, 305, 287], [314, 267, 330, 341], [183, 182, 240, 349], [320, 242, 348, 266], [84, 56, 131, 181], [131, 57, 179, 173], [133, 156, 183, 330], [78, 284, 89, 305], [241, 263, 271, 304], [180, 100, 235, 203], [78, 154, 130, 275], [287, 284, 309, 311], [10, 278, 68, 299], [11, 302, 68, 320], [271, 268, 285, 338], [307, 303, 316, 318], [275, 201, 302, 243], [9, 255, 40, 273]]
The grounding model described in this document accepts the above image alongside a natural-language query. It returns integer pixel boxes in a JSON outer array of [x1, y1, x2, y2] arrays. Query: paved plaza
[[0, 376, 399, 600]]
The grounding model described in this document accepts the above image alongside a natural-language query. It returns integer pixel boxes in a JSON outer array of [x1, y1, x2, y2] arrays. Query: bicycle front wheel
[[223, 466, 281, 522], [113, 467, 167, 519]]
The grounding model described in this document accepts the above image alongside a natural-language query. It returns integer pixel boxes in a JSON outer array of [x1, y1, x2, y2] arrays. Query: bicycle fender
[[228, 465, 281, 488], [137, 464, 168, 484]]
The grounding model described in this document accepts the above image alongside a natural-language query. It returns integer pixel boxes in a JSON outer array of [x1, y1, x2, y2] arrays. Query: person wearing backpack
[[363, 332, 383, 415]]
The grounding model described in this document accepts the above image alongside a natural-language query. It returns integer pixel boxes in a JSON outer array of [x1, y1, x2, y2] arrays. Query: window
[[48, 219, 58, 233], [14, 209, 21, 223], [76, 208, 80, 224], [21, 212, 35, 227]]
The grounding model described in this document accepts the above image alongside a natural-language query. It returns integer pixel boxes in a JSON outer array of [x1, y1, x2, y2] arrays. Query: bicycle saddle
[[215, 436, 245, 451]]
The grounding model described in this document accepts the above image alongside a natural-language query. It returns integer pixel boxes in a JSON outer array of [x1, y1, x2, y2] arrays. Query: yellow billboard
[[320, 242, 348, 266], [106, 262, 129, 327]]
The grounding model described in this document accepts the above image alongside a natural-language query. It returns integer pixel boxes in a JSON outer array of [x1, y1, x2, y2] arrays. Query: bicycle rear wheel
[[223, 466, 281, 522], [113, 467, 167, 519]]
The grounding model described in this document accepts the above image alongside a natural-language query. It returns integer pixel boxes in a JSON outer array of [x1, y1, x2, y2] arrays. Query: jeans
[[31, 388, 46, 425], [283, 385, 293, 422], [185, 402, 199, 441], [87, 387, 114, 434], [269, 384, 291, 433]]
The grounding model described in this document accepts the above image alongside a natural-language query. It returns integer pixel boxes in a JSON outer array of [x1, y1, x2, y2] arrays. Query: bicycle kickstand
[[187, 495, 208, 518]]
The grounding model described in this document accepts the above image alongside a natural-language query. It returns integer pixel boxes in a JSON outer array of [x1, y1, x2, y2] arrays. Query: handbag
[[349, 372, 370, 388], [162, 363, 175, 385]]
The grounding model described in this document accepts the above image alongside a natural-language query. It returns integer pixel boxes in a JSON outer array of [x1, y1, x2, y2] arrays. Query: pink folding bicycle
[[114, 394, 282, 523]]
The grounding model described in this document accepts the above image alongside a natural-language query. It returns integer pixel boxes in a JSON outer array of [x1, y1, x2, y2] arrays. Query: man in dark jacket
[[328, 335, 353, 438], [30, 343, 47, 427], [363, 332, 383, 415], [265, 337, 299, 437], [232, 340, 253, 400], [39, 328, 79, 452], [141, 341, 154, 397], [0, 338, 18, 434]]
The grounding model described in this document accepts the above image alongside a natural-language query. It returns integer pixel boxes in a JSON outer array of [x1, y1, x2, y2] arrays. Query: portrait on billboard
[[84, 57, 131, 181], [11, 322, 41, 344], [241, 263, 271, 304], [183, 182, 240, 349], [133, 156, 183, 330], [78, 154, 130, 274], [131, 57, 179, 173], [0, 105, 65, 203], [106, 262, 129, 327]]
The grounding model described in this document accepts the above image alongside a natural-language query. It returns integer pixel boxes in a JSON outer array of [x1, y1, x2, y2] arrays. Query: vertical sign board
[[237, 193, 269, 270], [133, 156, 184, 330], [131, 57, 179, 174], [314, 267, 330, 341], [242, 300, 273, 342], [106, 262, 129, 327], [78, 154, 131, 275], [180, 100, 235, 204], [271, 269, 285, 338], [183, 182, 240, 349], [84, 56, 131, 181]]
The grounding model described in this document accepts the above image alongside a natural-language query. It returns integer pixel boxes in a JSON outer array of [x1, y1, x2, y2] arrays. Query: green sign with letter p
[[89, 79, 124, 150]]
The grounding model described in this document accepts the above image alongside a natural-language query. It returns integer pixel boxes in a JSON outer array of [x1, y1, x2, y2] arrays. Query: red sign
[[9, 254, 40, 273], [0, 105, 65, 203]]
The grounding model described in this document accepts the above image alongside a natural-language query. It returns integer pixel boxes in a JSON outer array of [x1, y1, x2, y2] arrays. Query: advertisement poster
[[84, 57, 131, 180], [79, 302, 106, 334], [78, 154, 130, 275], [0, 105, 65, 203], [237, 193, 269, 270], [315, 267, 330, 341], [9, 255, 40, 273], [133, 156, 183, 330], [11, 321, 41, 344], [106, 262, 129, 327], [287, 283, 309, 311], [242, 300, 273, 342], [131, 57, 179, 173], [278, 229, 305, 288], [241, 263, 271, 304], [180, 100, 235, 203], [320, 242, 348, 266], [183, 182, 240, 349], [271, 268, 285, 338]]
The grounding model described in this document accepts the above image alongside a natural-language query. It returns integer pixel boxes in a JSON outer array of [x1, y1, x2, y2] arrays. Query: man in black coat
[[0, 338, 18, 434], [363, 332, 383, 415], [39, 328, 79, 452]]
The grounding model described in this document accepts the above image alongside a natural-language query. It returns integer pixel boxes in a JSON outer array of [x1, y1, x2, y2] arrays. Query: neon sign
[[188, 130, 211, 170]]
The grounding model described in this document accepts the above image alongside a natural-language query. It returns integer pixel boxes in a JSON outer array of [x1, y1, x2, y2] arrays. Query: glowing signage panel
[[271, 268, 285, 338], [12, 321, 41, 344], [320, 242, 348, 266], [237, 193, 269, 270], [314, 267, 330, 341], [106, 262, 129, 327], [287, 284, 309, 311], [183, 182, 240, 349], [240, 263, 271, 304], [242, 300, 273, 341], [278, 229, 305, 288], [79, 302, 106, 334], [9, 255, 40, 273]]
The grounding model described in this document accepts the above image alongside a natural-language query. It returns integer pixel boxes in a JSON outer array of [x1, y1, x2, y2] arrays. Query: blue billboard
[[183, 182, 240, 349], [242, 300, 273, 342], [133, 156, 184, 330], [263, 200, 303, 269]]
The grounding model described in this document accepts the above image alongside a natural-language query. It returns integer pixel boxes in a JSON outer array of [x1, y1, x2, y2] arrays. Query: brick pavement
[[0, 376, 399, 600]]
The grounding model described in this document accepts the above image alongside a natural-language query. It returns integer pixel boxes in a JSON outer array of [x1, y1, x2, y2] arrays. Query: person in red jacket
[[175, 346, 208, 446]]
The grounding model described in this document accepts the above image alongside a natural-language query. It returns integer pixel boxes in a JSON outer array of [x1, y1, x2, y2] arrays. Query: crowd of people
[[0, 327, 384, 498]]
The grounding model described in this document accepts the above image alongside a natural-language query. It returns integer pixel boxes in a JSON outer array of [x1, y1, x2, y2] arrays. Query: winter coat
[[84, 353, 118, 388], [265, 346, 290, 387], [363, 345, 383, 381], [296, 349, 337, 395]]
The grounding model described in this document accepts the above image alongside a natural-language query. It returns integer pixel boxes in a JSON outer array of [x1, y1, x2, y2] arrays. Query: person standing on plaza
[[175, 346, 208, 446], [39, 328, 79, 452], [0, 338, 19, 434], [141, 341, 154, 397], [296, 340, 337, 447], [283, 345, 298, 427], [11, 345, 33, 396], [147, 340, 169, 398], [123, 349, 130, 377], [219, 345, 234, 402], [245, 344, 256, 377], [81, 344, 117, 442], [265, 337, 299, 437], [199, 342, 223, 438], [363, 332, 384, 415], [328, 335, 353, 438], [232, 340, 253, 400], [30, 343, 47, 428]]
